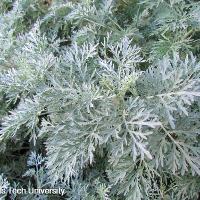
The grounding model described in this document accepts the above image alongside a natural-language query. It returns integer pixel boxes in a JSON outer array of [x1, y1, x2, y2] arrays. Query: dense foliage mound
[[0, 0, 200, 199]]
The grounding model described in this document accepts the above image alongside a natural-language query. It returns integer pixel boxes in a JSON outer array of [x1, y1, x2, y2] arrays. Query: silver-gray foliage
[[0, 0, 200, 199]]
